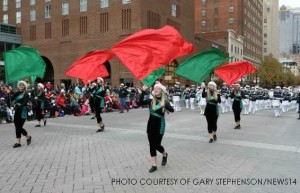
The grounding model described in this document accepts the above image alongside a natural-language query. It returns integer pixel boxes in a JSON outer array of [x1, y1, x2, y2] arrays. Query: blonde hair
[[206, 88, 218, 102], [151, 92, 166, 113]]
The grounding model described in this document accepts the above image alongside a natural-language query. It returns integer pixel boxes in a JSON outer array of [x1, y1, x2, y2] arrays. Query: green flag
[[175, 48, 228, 83], [4, 46, 46, 83], [142, 67, 166, 87]]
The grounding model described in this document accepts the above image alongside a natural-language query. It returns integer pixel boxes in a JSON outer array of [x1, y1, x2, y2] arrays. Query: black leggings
[[36, 106, 44, 121], [147, 133, 164, 157], [14, 117, 27, 138], [205, 116, 218, 134], [233, 108, 242, 122], [95, 107, 103, 124]]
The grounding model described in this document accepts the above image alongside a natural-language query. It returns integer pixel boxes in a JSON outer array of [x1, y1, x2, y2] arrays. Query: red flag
[[214, 61, 256, 86], [112, 25, 195, 80], [65, 50, 114, 84]]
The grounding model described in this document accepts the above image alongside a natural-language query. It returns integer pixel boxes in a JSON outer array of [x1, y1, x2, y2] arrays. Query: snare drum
[[272, 99, 280, 107]]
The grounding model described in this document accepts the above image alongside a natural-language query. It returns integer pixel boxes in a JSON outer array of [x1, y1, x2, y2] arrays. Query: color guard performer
[[231, 83, 245, 129]]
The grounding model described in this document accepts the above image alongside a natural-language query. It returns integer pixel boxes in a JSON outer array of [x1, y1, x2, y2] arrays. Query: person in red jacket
[[56, 90, 67, 112]]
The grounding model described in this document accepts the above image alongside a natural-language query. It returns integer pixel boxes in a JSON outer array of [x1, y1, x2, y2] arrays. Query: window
[[229, 18, 234, 24], [45, 22, 51, 38], [171, 3, 176, 17], [62, 19, 69, 37], [202, 0, 206, 5], [201, 9, 206, 16], [201, 20, 206, 27], [30, 9, 36, 21], [214, 7, 218, 14], [62, 2, 69, 15], [16, 0, 21, 8], [147, 10, 161, 29], [100, 12, 109, 32], [229, 6, 234, 13], [3, 0, 8, 11], [122, 9, 131, 30], [80, 0, 87, 12], [122, 0, 131, 4], [45, 0, 51, 1], [30, 25, 36, 40], [3, 14, 8, 24], [16, 11, 21, 23], [101, 0, 109, 8], [45, 5, 51, 18], [80, 16, 87, 34], [30, 0, 36, 5]]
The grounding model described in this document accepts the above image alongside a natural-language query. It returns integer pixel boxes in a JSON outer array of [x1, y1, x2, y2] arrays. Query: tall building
[[263, 0, 279, 59], [0, 0, 194, 86], [279, 6, 300, 55], [195, 0, 263, 67]]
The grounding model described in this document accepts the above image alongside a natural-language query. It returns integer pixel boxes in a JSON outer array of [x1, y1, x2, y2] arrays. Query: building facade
[[263, 0, 279, 59], [0, 0, 195, 87], [279, 6, 300, 55], [195, 0, 263, 67]]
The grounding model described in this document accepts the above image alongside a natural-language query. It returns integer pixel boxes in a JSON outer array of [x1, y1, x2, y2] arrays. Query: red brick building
[[0, 0, 195, 87], [195, 0, 263, 66]]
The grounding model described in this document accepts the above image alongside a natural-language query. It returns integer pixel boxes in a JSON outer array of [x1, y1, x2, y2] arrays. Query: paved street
[[0, 107, 300, 193]]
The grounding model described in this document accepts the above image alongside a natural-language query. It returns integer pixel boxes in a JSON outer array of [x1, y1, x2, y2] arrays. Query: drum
[[272, 99, 280, 107], [242, 99, 249, 105], [172, 96, 180, 102]]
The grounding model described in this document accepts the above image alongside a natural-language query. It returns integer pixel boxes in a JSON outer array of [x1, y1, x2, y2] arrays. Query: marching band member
[[172, 82, 182, 112], [231, 83, 245, 129], [183, 86, 190, 108], [249, 87, 257, 114], [189, 85, 197, 110], [220, 83, 231, 113], [282, 87, 290, 112], [273, 86, 283, 117], [202, 81, 221, 143], [242, 85, 251, 115], [196, 82, 206, 114]]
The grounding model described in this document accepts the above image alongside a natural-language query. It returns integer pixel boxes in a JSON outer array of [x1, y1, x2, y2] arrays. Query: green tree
[[257, 56, 284, 87]]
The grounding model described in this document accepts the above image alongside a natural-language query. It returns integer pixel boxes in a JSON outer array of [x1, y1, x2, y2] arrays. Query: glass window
[[202, 9, 206, 16], [172, 3, 176, 17], [229, 18, 234, 24], [3, 14, 8, 24], [45, 0, 51, 1], [45, 5, 51, 18], [229, 6, 234, 13], [30, 9, 36, 21], [201, 20, 206, 27], [30, 0, 36, 5], [80, 0, 87, 12], [3, 0, 8, 11], [62, 2, 69, 15], [122, 0, 131, 4], [16, 11, 21, 23], [202, 0, 206, 5], [101, 0, 109, 8], [16, 0, 21, 8]]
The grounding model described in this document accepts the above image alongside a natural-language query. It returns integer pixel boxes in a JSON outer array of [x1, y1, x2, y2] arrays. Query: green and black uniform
[[12, 91, 29, 138]]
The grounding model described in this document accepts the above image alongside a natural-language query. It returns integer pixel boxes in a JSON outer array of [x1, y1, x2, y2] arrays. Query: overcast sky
[[279, 0, 300, 8]]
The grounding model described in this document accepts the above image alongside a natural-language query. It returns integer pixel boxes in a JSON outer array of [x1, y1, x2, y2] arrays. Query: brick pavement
[[0, 108, 299, 193]]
